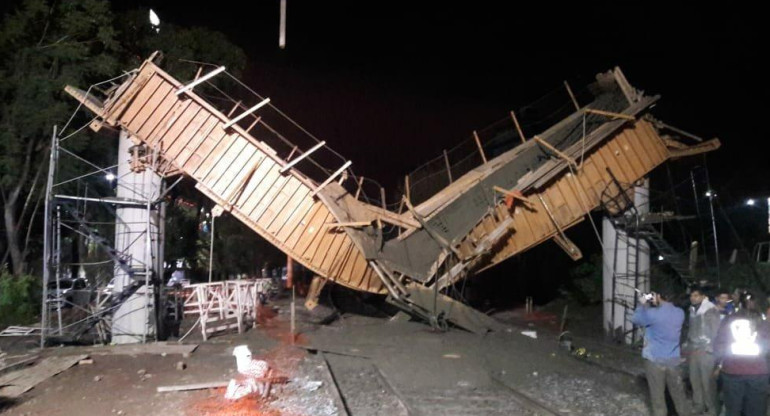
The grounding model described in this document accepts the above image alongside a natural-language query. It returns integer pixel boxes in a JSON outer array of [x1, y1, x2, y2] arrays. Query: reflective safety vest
[[730, 318, 761, 356]]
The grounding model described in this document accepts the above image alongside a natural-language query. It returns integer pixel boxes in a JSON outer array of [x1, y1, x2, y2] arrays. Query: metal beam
[[175, 66, 226, 96], [279, 141, 326, 173], [223, 98, 271, 129], [311, 161, 352, 197]]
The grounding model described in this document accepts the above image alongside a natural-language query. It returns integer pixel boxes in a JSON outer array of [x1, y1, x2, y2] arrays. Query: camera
[[635, 288, 655, 304]]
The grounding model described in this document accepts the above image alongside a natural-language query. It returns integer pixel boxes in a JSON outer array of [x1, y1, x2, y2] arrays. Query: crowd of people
[[632, 287, 770, 416]]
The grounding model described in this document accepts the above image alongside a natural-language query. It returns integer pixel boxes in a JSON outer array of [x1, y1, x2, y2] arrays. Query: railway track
[[319, 352, 563, 416]]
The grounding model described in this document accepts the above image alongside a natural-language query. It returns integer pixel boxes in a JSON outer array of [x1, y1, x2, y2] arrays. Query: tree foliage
[[0, 0, 119, 275]]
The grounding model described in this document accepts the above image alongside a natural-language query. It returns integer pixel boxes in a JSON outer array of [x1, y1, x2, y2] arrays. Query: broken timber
[[66, 55, 719, 333]]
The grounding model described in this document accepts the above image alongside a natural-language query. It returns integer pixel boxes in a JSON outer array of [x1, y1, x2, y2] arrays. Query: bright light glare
[[149, 9, 161, 26]]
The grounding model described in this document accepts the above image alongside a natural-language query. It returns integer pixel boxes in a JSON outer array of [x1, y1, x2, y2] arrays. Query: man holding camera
[[686, 287, 721, 416], [632, 291, 691, 416]]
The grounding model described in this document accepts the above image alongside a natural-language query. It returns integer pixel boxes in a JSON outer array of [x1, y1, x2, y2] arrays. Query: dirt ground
[[1, 297, 659, 416]]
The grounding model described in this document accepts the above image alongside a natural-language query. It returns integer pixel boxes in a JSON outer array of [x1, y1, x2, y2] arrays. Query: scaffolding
[[39, 120, 168, 347], [601, 163, 721, 344]]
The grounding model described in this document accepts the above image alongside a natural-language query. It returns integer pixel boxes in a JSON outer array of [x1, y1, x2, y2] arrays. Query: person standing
[[714, 292, 770, 416], [715, 289, 734, 320], [686, 287, 721, 416], [632, 291, 691, 416]]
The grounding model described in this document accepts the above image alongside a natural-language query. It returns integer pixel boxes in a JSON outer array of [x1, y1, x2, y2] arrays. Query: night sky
[[112, 1, 767, 202]]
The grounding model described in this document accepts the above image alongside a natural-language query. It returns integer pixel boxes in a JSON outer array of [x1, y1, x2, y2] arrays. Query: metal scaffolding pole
[[40, 126, 57, 348], [55, 205, 63, 335]]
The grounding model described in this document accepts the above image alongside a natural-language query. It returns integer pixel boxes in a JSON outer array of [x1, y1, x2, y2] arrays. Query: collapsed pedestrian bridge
[[65, 52, 719, 332]]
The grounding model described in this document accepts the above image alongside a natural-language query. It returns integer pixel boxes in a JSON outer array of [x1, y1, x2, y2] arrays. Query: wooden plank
[[165, 109, 211, 161], [0, 354, 87, 398], [607, 137, 640, 179], [514, 207, 541, 240], [297, 210, 336, 267], [194, 132, 237, 181], [0, 355, 38, 376], [595, 145, 629, 184], [609, 137, 640, 181], [190, 128, 229, 179], [124, 76, 168, 132], [637, 121, 668, 162], [137, 85, 180, 142], [300, 211, 335, 261], [178, 115, 220, 169], [297, 211, 333, 259], [274, 191, 315, 241], [204, 136, 248, 192], [621, 128, 654, 170], [249, 170, 292, 221], [553, 177, 579, 221], [621, 131, 651, 176], [284, 202, 324, 249], [157, 381, 229, 393], [262, 179, 306, 230], [234, 156, 276, 212], [213, 143, 257, 197], [79, 342, 198, 356], [239, 164, 282, 215], [158, 102, 202, 154], [336, 244, 361, 284], [362, 266, 379, 293], [224, 152, 266, 206], [583, 156, 609, 201], [288, 203, 328, 252], [148, 99, 194, 147], [315, 228, 346, 273], [349, 252, 369, 287], [257, 177, 303, 227], [266, 187, 311, 235], [327, 240, 353, 278], [122, 74, 165, 128]]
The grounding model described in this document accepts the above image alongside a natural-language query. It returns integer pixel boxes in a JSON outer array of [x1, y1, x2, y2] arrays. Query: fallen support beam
[[363, 204, 421, 230], [436, 216, 513, 290], [553, 233, 583, 261], [533, 136, 578, 168], [493, 186, 533, 207], [323, 221, 372, 229], [0, 354, 88, 398], [304, 275, 327, 310], [395, 283, 504, 335], [537, 194, 582, 261], [157, 381, 230, 393], [668, 138, 721, 159], [0, 355, 38, 377]]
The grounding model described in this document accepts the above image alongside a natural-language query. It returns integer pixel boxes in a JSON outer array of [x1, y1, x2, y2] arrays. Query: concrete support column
[[602, 179, 650, 343], [112, 131, 164, 344]]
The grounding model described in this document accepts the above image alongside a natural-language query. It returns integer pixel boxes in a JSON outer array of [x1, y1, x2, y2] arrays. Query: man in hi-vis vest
[[714, 292, 770, 416]]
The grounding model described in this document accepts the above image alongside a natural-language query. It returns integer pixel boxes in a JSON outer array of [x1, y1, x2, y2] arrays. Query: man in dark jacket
[[714, 292, 770, 416], [686, 287, 721, 416]]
